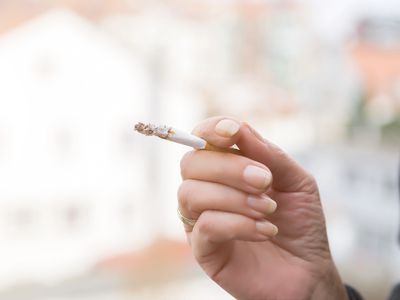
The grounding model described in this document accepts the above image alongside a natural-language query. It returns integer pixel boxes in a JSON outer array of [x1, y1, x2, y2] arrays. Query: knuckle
[[268, 141, 290, 160], [307, 173, 317, 185], [275, 149, 289, 164], [177, 181, 192, 211], [191, 117, 214, 137], [180, 150, 195, 178], [196, 211, 214, 237], [304, 173, 319, 193]]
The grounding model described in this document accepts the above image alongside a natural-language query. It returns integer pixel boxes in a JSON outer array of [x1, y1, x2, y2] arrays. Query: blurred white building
[[0, 9, 157, 287]]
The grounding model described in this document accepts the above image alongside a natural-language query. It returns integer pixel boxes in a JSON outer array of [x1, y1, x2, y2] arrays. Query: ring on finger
[[177, 208, 197, 227]]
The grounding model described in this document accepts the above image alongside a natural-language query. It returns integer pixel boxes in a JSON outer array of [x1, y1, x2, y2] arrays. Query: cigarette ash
[[134, 122, 172, 139]]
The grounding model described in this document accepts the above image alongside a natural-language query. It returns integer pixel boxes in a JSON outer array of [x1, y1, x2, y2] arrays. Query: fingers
[[180, 150, 272, 195], [191, 116, 311, 192], [178, 179, 277, 221], [191, 210, 278, 259]]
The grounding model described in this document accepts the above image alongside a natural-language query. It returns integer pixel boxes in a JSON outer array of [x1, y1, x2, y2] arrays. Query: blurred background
[[0, 0, 399, 299]]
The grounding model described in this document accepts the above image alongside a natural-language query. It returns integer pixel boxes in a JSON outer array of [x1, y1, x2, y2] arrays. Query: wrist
[[310, 261, 348, 300]]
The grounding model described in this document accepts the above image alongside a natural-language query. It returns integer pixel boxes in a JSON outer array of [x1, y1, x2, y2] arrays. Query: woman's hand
[[178, 116, 348, 300]]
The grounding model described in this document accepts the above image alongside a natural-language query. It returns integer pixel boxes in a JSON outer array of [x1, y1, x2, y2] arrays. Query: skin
[[178, 116, 348, 300]]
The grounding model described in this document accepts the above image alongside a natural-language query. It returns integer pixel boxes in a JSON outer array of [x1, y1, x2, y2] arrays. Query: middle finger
[[178, 179, 277, 222]]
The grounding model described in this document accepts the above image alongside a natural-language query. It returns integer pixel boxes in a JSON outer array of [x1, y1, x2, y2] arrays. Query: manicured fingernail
[[243, 165, 271, 190], [215, 119, 240, 138], [248, 195, 277, 214], [256, 221, 278, 236]]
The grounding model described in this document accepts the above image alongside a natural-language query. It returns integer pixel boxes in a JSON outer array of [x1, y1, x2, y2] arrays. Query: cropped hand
[[178, 116, 348, 300]]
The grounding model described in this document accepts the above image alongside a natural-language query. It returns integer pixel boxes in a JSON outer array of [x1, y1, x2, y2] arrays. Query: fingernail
[[243, 165, 271, 190], [248, 195, 277, 214], [215, 119, 240, 138], [256, 221, 278, 236]]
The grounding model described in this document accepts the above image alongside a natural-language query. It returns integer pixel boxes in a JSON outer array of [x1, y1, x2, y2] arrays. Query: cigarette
[[134, 122, 242, 155]]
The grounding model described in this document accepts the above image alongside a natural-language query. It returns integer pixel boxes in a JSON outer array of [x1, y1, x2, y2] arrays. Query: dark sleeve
[[345, 285, 364, 300], [388, 284, 400, 300]]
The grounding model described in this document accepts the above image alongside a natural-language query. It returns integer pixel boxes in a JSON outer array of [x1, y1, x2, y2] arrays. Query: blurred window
[[9, 207, 35, 234], [54, 128, 73, 159], [64, 205, 83, 230], [120, 200, 135, 225], [34, 56, 56, 80], [345, 167, 358, 187], [382, 174, 396, 193]]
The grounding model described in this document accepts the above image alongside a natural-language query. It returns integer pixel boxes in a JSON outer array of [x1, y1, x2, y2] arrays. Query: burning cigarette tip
[[134, 122, 172, 139]]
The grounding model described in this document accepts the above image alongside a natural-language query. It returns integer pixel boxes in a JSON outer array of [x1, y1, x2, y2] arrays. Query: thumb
[[191, 117, 311, 192], [237, 122, 311, 192]]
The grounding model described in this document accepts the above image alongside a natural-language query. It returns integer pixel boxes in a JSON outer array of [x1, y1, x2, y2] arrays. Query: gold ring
[[177, 208, 197, 227]]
